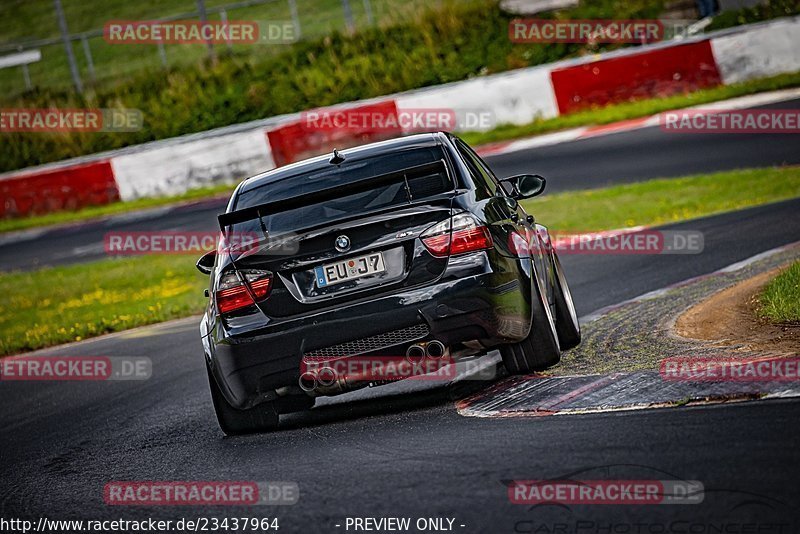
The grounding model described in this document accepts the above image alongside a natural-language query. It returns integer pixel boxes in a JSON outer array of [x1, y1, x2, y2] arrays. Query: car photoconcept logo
[[335, 235, 351, 252]]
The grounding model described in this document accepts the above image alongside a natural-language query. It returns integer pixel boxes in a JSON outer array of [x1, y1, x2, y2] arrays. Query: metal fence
[[0, 0, 432, 96]]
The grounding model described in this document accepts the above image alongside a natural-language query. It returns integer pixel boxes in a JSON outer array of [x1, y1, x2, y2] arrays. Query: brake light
[[215, 270, 272, 315], [421, 213, 493, 257]]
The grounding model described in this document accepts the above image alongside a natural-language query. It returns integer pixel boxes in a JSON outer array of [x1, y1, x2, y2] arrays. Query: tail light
[[421, 213, 493, 257], [215, 270, 272, 315]]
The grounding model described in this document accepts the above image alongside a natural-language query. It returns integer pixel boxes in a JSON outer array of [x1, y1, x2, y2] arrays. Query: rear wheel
[[500, 267, 561, 374], [206, 366, 279, 435], [551, 252, 581, 350]]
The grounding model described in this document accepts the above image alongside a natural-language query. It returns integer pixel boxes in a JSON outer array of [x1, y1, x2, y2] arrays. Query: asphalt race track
[[2, 206, 800, 524], [1, 98, 799, 272], [2, 99, 800, 530], [488, 97, 800, 187]]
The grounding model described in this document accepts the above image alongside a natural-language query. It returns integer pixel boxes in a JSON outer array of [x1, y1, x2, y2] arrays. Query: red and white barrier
[[266, 100, 401, 168], [1, 17, 798, 212], [550, 41, 722, 114], [395, 65, 559, 129], [0, 160, 118, 218], [110, 128, 274, 201], [710, 18, 800, 84]]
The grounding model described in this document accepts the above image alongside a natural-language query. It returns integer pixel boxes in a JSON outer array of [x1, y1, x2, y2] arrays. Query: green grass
[[0, 183, 234, 234], [0, 255, 207, 356], [521, 166, 800, 232], [759, 261, 800, 324], [3, 165, 799, 356], [461, 71, 800, 147]]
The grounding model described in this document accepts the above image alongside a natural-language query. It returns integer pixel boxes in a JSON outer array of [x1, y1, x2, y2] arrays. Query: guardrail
[[0, 49, 41, 90]]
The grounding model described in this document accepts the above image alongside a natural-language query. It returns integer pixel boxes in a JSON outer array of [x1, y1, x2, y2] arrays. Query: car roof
[[238, 132, 449, 194]]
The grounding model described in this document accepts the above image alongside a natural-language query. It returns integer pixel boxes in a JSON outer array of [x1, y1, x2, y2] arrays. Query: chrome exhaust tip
[[317, 367, 337, 387], [406, 344, 426, 364], [425, 340, 447, 358], [298, 371, 318, 392]]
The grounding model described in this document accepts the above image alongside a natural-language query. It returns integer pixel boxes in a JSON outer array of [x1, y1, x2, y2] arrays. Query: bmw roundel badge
[[335, 235, 351, 252]]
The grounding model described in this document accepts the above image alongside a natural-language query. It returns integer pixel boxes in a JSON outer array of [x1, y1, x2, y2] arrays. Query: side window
[[454, 139, 498, 198], [464, 142, 500, 182]]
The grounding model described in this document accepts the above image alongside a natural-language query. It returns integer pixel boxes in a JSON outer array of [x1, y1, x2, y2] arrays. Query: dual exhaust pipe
[[405, 340, 447, 363], [298, 340, 448, 393], [298, 367, 337, 392]]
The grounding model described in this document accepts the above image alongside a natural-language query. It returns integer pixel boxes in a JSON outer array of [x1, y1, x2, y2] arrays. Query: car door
[[454, 138, 554, 306]]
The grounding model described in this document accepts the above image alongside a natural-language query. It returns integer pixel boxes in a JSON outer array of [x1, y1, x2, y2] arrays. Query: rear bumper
[[204, 251, 531, 409]]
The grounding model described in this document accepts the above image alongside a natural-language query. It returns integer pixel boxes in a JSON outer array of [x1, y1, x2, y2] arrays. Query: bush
[[707, 0, 800, 31]]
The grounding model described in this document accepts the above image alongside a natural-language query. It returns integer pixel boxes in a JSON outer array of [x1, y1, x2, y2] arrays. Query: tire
[[500, 265, 561, 374], [551, 252, 581, 351], [206, 366, 279, 435]]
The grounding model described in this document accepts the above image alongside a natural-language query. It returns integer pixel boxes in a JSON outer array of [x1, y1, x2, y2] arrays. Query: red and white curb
[[455, 366, 800, 418], [457, 241, 800, 418], [477, 87, 800, 158]]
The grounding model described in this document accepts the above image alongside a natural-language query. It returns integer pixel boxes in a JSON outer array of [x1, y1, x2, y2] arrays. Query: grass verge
[[460, 71, 800, 146], [2, 165, 799, 356], [521, 166, 800, 232], [3, 71, 799, 236], [0, 256, 207, 356], [758, 261, 800, 323]]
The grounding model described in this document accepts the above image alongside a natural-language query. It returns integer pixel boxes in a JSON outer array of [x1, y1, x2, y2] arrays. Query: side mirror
[[501, 174, 546, 200], [196, 250, 216, 275]]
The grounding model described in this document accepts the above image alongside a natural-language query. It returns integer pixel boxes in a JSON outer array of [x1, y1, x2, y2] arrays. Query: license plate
[[314, 252, 386, 288]]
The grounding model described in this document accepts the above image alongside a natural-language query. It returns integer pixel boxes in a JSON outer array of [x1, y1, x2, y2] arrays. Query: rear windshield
[[231, 146, 453, 236]]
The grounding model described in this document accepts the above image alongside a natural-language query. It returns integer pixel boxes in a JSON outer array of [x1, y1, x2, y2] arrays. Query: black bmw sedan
[[196, 132, 580, 434]]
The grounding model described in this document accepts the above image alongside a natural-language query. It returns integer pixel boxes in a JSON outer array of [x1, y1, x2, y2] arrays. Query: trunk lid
[[221, 150, 456, 317]]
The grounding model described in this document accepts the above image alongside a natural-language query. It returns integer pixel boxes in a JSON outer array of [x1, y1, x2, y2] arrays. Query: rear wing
[[218, 159, 451, 231]]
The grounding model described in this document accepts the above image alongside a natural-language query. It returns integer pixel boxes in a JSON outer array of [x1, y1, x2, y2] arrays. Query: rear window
[[231, 146, 453, 236]]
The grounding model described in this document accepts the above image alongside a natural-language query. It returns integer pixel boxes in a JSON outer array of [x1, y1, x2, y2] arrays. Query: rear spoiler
[[218, 159, 450, 231]]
